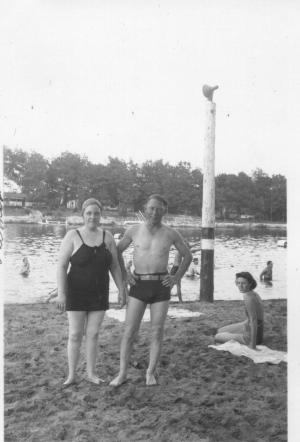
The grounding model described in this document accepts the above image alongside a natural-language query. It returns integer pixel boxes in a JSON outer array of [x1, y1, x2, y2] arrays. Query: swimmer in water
[[20, 257, 30, 276], [185, 257, 200, 278], [260, 261, 273, 282]]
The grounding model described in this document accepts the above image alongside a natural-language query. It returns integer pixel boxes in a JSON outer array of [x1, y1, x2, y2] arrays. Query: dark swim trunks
[[129, 276, 171, 304], [170, 265, 179, 276]]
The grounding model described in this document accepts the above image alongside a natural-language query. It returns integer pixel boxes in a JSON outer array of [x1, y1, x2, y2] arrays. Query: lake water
[[3, 223, 287, 304]]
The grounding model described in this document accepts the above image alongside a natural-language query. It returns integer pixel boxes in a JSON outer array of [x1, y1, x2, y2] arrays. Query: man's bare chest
[[133, 231, 171, 254]]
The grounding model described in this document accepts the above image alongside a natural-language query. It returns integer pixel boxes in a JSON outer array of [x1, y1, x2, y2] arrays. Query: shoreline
[[4, 214, 287, 231], [4, 299, 287, 441]]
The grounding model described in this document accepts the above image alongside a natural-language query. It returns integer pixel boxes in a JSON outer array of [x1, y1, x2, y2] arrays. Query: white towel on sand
[[208, 340, 287, 364], [106, 307, 203, 322]]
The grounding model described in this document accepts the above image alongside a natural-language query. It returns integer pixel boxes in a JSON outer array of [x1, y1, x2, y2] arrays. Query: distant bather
[[20, 257, 30, 276]]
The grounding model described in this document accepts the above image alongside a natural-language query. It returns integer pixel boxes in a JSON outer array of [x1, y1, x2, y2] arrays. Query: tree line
[[4, 147, 286, 221]]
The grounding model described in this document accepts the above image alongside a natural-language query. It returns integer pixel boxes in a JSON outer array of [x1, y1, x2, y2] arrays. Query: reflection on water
[[3, 224, 287, 304]]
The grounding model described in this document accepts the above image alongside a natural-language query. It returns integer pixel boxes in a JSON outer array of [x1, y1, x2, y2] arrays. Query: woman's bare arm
[[106, 232, 126, 306], [117, 228, 134, 283], [57, 230, 75, 311]]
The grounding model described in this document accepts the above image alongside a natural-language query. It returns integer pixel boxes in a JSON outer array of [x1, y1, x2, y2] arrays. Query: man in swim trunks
[[110, 194, 192, 386]]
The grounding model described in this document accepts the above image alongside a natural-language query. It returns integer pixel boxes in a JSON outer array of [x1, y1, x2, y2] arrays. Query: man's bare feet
[[63, 376, 76, 386], [87, 374, 105, 385], [109, 373, 127, 387], [146, 370, 158, 386]]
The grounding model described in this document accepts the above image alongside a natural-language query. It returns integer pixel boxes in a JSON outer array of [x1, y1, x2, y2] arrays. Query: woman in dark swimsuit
[[57, 198, 125, 385], [214, 272, 264, 350]]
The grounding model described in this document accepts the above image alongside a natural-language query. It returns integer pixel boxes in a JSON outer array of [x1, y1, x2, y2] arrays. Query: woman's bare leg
[[64, 311, 86, 385], [217, 320, 247, 334], [214, 332, 247, 345], [85, 311, 106, 384]]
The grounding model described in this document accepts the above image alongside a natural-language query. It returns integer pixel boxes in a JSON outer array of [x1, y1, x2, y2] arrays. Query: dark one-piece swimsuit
[[66, 230, 112, 311]]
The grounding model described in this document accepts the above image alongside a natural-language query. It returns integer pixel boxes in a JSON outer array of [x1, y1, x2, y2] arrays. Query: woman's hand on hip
[[126, 271, 136, 286]]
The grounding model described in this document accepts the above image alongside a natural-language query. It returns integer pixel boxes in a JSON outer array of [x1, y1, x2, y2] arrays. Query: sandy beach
[[4, 299, 286, 442]]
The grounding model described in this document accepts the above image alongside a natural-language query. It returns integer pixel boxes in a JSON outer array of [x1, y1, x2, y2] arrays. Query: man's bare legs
[[110, 297, 146, 386], [85, 311, 106, 384], [64, 311, 86, 385], [146, 300, 169, 386]]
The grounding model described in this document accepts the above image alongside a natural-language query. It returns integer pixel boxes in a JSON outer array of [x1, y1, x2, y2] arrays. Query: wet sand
[[4, 299, 287, 442]]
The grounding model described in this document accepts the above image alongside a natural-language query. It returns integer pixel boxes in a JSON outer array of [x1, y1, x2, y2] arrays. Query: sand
[[4, 299, 287, 442]]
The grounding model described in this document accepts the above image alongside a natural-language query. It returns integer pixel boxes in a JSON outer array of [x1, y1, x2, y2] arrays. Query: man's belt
[[133, 272, 168, 281]]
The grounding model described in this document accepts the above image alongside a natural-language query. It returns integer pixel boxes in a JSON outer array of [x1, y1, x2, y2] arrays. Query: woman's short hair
[[235, 271, 257, 290], [146, 194, 168, 207], [81, 198, 102, 215]]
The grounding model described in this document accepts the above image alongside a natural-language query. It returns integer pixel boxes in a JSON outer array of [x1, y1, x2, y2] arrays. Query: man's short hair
[[146, 194, 168, 207], [267, 260, 273, 265]]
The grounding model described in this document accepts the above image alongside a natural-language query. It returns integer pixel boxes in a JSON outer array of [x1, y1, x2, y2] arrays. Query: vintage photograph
[[2, 1, 297, 441]]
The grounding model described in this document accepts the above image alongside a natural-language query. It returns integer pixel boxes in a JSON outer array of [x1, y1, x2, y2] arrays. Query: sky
[[1, 0, 300, 177]]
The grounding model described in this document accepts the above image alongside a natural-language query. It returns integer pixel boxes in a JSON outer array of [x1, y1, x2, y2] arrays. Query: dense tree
[[252, 168, 273, 220], [3, 147, 286, 221], [216, 172, 256, 219], [270, 174, 287, 222], [82, 163, 110, 206], [4, 147, 29, 184], [22, 152, 49, 202], [104, 157, 140, 215], [46, 152, 90, 207]]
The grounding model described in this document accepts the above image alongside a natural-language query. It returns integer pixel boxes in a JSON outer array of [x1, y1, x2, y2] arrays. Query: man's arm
[[162, 231, 192, 287]]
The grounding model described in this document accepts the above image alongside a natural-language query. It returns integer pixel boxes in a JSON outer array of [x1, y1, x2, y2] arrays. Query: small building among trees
[[67, 199, 79, 210], [4, 192, 26, 208]]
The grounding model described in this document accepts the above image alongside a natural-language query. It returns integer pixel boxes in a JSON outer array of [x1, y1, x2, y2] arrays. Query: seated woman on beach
[[214, 272, 264, 350], [57, 198, 126, 385]]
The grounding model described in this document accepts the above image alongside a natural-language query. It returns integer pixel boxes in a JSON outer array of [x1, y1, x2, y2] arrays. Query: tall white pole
[[200, 84, 218, 302]]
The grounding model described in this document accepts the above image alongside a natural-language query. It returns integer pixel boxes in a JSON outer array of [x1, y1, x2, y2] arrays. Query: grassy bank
[[4, 299, 287, 441]]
